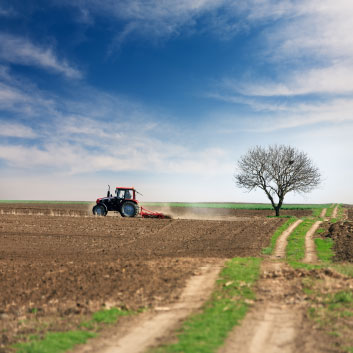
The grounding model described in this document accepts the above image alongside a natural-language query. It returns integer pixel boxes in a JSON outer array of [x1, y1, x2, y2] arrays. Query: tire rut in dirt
[[304, 221, 322, 263], [219, 262, 337, 353], [274, 219, 303, 259], [77, 263, 225, 353]]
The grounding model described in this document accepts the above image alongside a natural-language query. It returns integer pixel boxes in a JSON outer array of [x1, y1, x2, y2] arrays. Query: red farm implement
[[140, 206, 165, 219]]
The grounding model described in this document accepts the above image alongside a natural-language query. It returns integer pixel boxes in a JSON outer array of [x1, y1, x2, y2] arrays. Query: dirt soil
[[348, 209, 353, 221], [0, 202, 93, 216], [327, 222, 353, 262], [0, 210, 284, 349], [147, 205, 312, 219], [219, 263, 338, 353], [0, 203, 312, 219]]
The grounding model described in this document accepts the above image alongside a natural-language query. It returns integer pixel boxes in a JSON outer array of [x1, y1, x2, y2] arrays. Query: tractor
[[92, 185, 165, 218]]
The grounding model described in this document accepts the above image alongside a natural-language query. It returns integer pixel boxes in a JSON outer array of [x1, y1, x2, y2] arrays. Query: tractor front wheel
[[92, 204, 107, 216], [121, 201, 139, 217]]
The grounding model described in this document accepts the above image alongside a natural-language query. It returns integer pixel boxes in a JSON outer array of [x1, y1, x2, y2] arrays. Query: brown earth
[[348, 209, 353, 221], [219, 263, 340, 353], [0, 210, 284, 349], [0, 202, 93, 217], [0, 203, 312, 218], [327, 222, 353, 262], [146, 205, 312, 219]]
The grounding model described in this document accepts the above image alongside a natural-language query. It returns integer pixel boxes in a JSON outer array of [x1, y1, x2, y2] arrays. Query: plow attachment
[[140, 207, 166, 219]]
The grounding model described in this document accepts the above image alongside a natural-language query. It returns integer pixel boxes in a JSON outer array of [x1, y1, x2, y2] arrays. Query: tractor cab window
[[116, 189, 133, 199], [116, 189, 125, 199]]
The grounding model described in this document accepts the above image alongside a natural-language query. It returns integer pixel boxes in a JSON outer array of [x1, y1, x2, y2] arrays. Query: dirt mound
[[327, 222, 353, 262]]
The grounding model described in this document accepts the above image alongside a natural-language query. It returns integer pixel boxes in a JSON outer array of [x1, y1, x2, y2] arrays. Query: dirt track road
[[76, 263, 224, 353], [219, 262, 306, 353], [219, 216, 338, 353]]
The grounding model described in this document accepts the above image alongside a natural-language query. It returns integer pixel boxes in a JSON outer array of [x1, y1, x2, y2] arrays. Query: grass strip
[[14, 331, 96, 353], [304, 279, 353, 352], [325, 204, 336, 218], [151, 257, 261, 353], [331, 204, 344, 223], [14, 307, 132, 353], [262, 217, 297, 255], [312, 207, 325, 218], [313, 220, 353, 278], [332, 264, 353, 278], [315, 238, 334, 263], [286, 218, 317, 268]]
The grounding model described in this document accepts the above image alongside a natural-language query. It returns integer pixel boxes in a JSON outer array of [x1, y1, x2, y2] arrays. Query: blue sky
[[0, 0, 352, 203]]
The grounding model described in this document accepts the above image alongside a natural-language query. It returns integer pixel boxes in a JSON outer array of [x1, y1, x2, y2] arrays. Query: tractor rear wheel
[[121, 201, 139, 217], [92, 204, 107, 216]]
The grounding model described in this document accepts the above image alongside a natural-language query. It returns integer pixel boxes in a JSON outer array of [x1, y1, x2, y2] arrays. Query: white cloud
[[224, 64, 353, 97], [0, 122, 37, 138], [0, 34, 81, 78], [207, 0, 353, 135], [0, 131, 230, 175], [263, 0, 353, 61], [62, 0, 262, 44], [0, 82, 29, 105], [0, 76, 231, 176]]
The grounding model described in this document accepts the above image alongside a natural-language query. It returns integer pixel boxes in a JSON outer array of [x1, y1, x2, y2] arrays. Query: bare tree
[[234, 145, 321, 216]]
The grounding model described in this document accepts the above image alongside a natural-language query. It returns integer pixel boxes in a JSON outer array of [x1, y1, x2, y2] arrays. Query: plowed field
[[0, 202, 312, 218], [0, 206, 285, 348]]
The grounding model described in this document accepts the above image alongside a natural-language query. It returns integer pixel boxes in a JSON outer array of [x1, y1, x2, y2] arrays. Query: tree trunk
[[275, 206, 280, 217], [274, 196, 284, 217]]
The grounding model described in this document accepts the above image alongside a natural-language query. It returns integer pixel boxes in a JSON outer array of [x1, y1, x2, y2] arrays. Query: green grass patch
[[14, 331, 96, 353], [151, 257, 261, 353], [14, 307, 133, 353], [286, 219, 316, 264], [315, 238, 334, 263], [325, 204, 337, 218], [92, 307, 131, 324], [304, 274, 353, 351], [312, 207, 325, 218], [262, 217, 297, 255], [332, 264, 353, 278], [334, 204, 345, 222]]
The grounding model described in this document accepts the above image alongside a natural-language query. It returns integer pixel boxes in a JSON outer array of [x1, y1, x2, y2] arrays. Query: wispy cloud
[[0, 70, 229, 175], [0, 122, 37, 138], [208, 0, 353, 132], [0, 34, 81, 78], [62, 0, 286, 45]]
